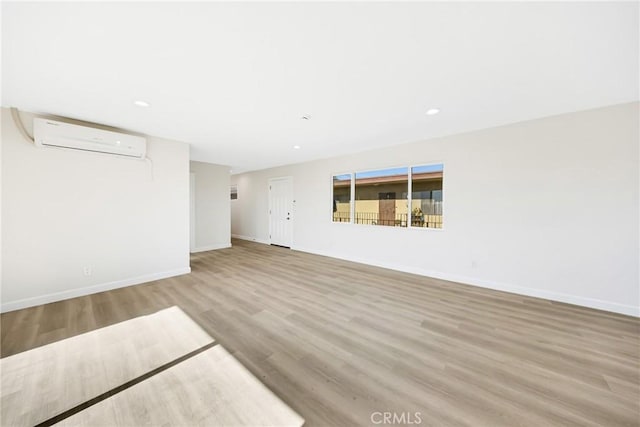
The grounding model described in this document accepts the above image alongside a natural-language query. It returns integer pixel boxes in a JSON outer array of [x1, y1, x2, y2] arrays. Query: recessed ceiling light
[[293, 145, 301, 149], [134, 100, 150, 107], [426, 108, 440, 116]]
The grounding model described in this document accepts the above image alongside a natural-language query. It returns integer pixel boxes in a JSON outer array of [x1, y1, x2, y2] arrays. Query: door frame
[[268, 176, 294, 248], [189, 172, 196, 252]]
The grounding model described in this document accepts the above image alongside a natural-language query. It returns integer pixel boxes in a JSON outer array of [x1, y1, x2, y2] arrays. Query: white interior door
[[269, 177, 293, 248]]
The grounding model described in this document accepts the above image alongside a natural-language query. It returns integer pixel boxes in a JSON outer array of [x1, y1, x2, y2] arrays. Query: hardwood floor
[[2, 239, 639, 426]]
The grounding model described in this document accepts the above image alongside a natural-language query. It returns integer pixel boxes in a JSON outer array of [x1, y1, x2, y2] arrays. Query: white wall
[[189, 161, 231, 252], [231, 102, 640, 316], [1, 108, 191, 312]]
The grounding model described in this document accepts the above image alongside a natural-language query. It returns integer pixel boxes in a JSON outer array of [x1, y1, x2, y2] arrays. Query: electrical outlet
[[83, 266, 92, 276]]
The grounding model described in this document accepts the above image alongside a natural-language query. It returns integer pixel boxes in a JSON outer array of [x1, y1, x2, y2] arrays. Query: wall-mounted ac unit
[[33, 118, 146, 159]]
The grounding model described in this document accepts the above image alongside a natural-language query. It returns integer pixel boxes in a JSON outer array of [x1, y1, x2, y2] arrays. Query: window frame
[[330, 172, 354, 224], [407, 162, 445, 230], [330, 162, 445, 231]]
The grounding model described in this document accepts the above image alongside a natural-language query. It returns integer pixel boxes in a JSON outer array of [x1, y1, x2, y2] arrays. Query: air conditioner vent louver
[[33, 118, 146, 159]]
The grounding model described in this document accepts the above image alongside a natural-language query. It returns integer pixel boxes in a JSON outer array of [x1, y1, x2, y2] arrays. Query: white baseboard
[[0, 267, 192, 313], [292, 245, 639, 318], [190, 243, 231, 253], [231, 234, 270, 245]]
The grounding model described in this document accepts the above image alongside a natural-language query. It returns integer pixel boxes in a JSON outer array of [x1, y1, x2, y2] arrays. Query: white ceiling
[[3, 2, 638, 173]]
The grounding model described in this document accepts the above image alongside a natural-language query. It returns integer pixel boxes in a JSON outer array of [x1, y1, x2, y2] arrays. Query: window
[[411, 164, 443, 228], [355, 167, 408, 227], [331, 163, 444, 229], [332, 174, 351, 222]]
